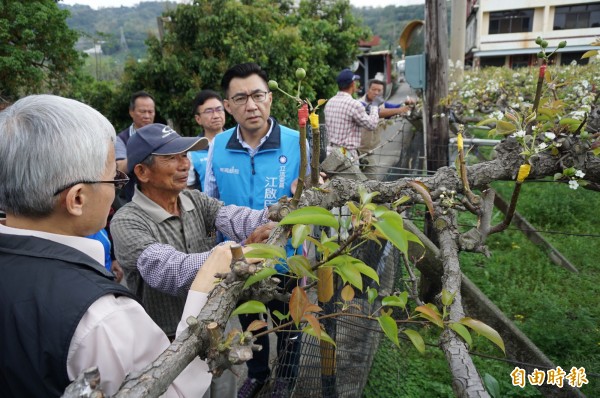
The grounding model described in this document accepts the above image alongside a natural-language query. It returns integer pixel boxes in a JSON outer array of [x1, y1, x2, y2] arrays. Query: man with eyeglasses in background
[[204, 62, 305, 398], [187, 90, 226, 191]]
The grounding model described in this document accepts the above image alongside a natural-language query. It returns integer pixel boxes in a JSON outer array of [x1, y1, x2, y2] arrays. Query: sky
[[61, 0, 425, 9]]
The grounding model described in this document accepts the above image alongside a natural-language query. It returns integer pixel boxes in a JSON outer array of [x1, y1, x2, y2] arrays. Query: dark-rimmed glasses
[[229, 90, 269, 106], [197, 106, 225, 115], [53, 169, 130, 196]]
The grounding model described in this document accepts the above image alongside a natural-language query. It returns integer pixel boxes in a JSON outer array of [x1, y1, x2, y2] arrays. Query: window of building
[[510, 54, 532, 68], [560, 51, 590, 65], [489, 9, 534, 34], [554, 3, 600, 29], [480, 56, 506, 67]]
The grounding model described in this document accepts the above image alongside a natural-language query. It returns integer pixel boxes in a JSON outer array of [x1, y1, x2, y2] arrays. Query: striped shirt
[[324, 91, 379, 151], [110, 186, 268, 335]]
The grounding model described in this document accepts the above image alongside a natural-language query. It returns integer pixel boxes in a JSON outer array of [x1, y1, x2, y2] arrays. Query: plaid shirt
[[111, 187, 268, 336], [324, 91, 379, 151]]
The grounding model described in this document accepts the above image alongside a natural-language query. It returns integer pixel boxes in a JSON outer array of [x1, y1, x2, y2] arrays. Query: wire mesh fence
[[256, 239, 402, 398]]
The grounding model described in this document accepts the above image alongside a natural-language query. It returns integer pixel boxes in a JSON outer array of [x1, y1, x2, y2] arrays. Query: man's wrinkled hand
[[245, 222, 277, 244]]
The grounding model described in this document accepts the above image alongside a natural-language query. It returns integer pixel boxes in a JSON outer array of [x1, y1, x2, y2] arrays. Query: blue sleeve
[[383, 101, 402, 109]]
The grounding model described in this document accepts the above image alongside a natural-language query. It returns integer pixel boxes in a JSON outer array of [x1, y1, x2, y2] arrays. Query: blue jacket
[[188, 148, 209, 190], [210, 120, 303, 267], [210, 121, 302, 210]]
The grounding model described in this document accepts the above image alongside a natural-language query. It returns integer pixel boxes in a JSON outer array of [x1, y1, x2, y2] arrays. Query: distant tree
[[116, 0, 369, 134], [0, 0, 82, 101], [352, 4, 427, 54]]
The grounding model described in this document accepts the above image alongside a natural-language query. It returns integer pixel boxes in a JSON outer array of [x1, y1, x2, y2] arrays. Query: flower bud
[[295, 68, 306, 80], [558, 41, 567, 48], [268, 80, 279, 91]]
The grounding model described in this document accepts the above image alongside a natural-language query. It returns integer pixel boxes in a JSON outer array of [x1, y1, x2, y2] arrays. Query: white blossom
[[575, 170, 586, 178], [511, 130, 526, 138], [569, 180, 579, 190], [538, 142, 548, 150], [544, 132, 556, 140]]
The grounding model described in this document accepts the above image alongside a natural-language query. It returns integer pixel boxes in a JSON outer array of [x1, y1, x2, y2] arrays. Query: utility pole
[[424, 0, 449, 172], [450, 0, 466, 82]]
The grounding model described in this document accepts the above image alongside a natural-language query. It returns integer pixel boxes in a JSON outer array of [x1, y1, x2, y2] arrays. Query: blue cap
[[126, 123, 208, 173], [336, 69, 360, 86]]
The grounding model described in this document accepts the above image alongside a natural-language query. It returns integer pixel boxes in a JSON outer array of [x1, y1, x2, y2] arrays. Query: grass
[[364, 180, 600, 397]]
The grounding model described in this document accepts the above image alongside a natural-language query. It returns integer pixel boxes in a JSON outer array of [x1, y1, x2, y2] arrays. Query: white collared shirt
[[0, 223, 211, 397]]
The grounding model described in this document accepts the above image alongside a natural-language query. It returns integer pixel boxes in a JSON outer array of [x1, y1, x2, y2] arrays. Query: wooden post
[[424, 0, 450, 172], [450, 0, 466, 82]]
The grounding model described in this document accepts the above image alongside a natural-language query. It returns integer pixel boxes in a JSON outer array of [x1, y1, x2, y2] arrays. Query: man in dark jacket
[[0, 94, 234, 397]]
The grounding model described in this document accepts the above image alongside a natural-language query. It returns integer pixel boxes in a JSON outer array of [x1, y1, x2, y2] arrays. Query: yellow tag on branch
[[457, 132, 464, 152], [517, 164, 531, 182], [309, 112, 319, 129]]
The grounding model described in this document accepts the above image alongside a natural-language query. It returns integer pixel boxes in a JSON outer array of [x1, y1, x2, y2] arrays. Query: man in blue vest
[[204, 62, 304, 398], [187, 89, 226, 191]]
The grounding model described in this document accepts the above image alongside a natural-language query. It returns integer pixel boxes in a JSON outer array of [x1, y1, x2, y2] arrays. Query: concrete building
[[466, 0, 600, 68]]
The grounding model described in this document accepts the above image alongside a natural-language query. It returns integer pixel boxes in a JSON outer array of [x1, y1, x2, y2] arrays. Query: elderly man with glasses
[[110, 122, 277, 398], [187, 89, 226, 191], [204, 62, 306, 398], [0, 95, 239, 397]]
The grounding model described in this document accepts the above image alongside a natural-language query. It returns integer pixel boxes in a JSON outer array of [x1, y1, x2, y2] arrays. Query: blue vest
[[210, 121, 302, 266], [211, 121, 302, 210], [189, 148, 209, 190]]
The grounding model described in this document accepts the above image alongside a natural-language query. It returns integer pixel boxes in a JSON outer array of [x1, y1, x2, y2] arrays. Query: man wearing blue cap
[[110, 123, 275, 398], [324, 69, 382, 163]]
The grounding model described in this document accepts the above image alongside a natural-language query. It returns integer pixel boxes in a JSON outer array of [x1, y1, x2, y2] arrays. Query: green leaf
[[287, 255, 318, 280], [232, 300, 268, 317], [441, 289, 456, 307], [373, 210, 409, 254], [403, 329, 425, 353], [351, 259, 380, 285], [581, 50, 598, 59], [495, 120, 517, 135], [415, 305, 444, 328], [244, 243, 286, 260], [476, 118, 498, 127], [391, 195, 411, 208], [291, 224, 311, 249], [377, 314, 399, 347], [358, 185, 379, 205], [367, 287, 378, 304], [272, 310, 288, 321], [559, 118, 583, 132], [382, 292, 408, 309], [459, 317, 506, 354], [331, 258, 363, 290], [484, 373, 501, 398], [243, 267, 278, 289], [347, 201, 361, 215], [449, 322, 472, 348], [280, 206, 339, 228], [303, 325, 336, 346]]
